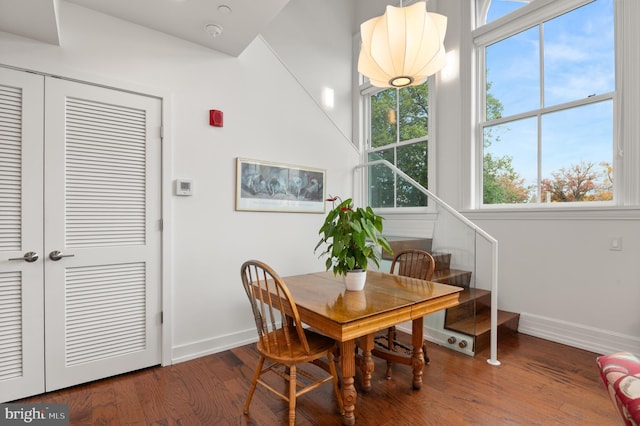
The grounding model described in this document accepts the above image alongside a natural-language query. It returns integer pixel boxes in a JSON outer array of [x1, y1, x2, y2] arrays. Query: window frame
[[359, 78, 437, 214], [471, 0, 624, 210]]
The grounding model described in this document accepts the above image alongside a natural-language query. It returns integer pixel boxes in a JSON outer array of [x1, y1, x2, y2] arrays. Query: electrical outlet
[[610, 237, 622, 251]]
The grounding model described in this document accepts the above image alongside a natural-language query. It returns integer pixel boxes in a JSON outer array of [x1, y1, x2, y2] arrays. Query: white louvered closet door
[[0, 68, 45, 402], [43, 77, 162, 391]]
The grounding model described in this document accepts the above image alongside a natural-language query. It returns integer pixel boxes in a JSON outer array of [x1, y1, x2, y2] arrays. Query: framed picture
[[236, 158, 326, 213]]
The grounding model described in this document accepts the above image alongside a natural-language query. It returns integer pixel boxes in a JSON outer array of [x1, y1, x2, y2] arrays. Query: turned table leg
[[411, 317, 425, 390], [340, 339, 357, 425], [359, 333, 375, 393]]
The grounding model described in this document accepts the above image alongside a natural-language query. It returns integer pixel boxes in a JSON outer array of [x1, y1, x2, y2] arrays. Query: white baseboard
[[518, 312, 640, 357], [171, 328, 257, 364], [171, 314, 640, 365]]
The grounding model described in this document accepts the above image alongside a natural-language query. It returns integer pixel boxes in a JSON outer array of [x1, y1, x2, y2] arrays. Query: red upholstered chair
[[596, 352, 640, 425], [240, 260, 344, 426]]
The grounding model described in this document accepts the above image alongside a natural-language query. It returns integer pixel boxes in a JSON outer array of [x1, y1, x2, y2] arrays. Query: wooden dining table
[[281, 270, 463, 425]]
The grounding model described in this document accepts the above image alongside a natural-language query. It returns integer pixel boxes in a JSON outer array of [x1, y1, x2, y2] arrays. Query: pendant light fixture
[[358, 1, 447, 88]]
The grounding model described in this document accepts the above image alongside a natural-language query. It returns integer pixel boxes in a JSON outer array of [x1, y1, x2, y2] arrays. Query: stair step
[[431, 252, 451, 271], [432, 268, 472, 287], [444, 288, 490, 325], [382, 238, 433, 260], [446, 308, 519, 336], [475, 310, 520, 353], [445, 309, 520, 352], [457, 287, 490, 304]]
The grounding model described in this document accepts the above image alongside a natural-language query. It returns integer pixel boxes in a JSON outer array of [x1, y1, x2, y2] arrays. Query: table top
[[281, 270, 463, 341]]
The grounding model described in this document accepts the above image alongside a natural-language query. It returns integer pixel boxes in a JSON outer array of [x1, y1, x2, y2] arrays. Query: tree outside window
[[367, 84, 430, 208]]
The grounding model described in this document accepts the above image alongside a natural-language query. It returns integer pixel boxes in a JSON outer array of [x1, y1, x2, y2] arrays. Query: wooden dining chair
[[240, 260, 344, 426], [372, 249, 436, 380]]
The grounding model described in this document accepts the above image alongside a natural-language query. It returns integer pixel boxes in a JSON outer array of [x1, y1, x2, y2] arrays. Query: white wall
[[261, 0, 356, 144], [0, 1, 358, 363], [466, 212, 640, 355]]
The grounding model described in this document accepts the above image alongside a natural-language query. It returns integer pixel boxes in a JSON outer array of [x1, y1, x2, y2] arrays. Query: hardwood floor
[[16, 333, 618, 425]]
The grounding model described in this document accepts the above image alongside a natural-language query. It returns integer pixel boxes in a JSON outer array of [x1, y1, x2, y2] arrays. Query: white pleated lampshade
[[358, 1, 447, 88]]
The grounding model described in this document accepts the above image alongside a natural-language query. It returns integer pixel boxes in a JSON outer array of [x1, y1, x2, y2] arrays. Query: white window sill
[[460, 205, 640, 221]]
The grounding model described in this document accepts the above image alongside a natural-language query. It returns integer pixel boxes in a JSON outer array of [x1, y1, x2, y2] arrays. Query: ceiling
[[0, 0, 291, 56]]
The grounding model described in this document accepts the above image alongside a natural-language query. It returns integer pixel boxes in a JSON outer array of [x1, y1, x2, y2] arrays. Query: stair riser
[[474, 316, 520, 353], [431, 252, 451, 271], [432, 270, 472, 287], [382, 239, 433, 261], [445, 304, 475, 325], [444, 292, 493, 325]]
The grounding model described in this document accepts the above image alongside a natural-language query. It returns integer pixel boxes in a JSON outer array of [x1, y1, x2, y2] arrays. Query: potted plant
[[315, 196, 393, 290]]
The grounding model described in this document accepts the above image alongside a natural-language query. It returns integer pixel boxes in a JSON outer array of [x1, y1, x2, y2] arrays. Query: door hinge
[[160, 311, 164, 324], [160, 125, 164, 139], [159, 218, 163, 231]]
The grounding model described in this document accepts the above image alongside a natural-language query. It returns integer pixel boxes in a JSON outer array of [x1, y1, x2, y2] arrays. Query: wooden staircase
[[384, 240, 519, 355], [431, 251, 519, 353]]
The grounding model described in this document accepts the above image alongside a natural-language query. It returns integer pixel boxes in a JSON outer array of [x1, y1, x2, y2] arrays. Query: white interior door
[[0, 68, 162, 401], [43, 77, 162, 391], [0, 68, 45, 402]]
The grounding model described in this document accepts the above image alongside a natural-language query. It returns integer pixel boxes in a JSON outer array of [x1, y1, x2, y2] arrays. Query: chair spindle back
[[241, 260, 310, 357], [390, 249, 435, 281]]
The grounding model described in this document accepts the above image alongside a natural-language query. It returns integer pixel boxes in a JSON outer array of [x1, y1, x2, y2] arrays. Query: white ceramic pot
[[344, 269, 367, 291]]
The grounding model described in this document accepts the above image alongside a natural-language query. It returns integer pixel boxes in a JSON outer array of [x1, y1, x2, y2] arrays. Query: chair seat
[[257, 328, 337, 363], [596, 352, 640, 426]]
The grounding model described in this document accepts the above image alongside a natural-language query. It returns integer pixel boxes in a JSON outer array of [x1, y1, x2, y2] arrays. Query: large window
[[476, 0, 615, 206], [364, 83, 431, 209]]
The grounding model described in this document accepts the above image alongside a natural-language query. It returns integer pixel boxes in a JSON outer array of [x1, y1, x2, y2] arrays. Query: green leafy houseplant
[[315, 197, 393, 276]]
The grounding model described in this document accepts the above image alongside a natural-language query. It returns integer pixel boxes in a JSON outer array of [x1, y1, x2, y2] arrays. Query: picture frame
[[235, 158, 326, 213]]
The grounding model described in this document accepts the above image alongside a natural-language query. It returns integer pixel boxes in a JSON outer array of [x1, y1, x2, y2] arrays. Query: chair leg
[[385, 360, 393, 379], [288, 364, 297, 426], [388, 326, 397, 349], [423, 342, 430, 364], [328, 351, 345, 415], [244, 355, 265, 414], [332, 342, 342, 373], [385, 326, 397, 379]]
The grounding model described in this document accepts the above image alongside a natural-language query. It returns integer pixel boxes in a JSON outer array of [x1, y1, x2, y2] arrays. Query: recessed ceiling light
[[218, 5, 232, 15], [205, 24, 223, 38]]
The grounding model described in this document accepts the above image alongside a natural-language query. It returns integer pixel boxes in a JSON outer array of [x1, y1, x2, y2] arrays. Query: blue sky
[[484, 0, 614, 191]]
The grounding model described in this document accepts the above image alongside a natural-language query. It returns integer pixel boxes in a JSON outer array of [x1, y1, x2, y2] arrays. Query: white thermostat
[[175, 179, 193, 196]]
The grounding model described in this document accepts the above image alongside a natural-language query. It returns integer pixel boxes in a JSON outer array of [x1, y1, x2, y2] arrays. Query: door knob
[[49, 250, 75, 261], [8, 251, 39, 262]]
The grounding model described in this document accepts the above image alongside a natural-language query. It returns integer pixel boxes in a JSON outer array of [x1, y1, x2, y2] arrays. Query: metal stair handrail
[[354, 159, 500, 366]]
